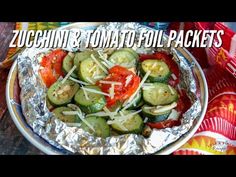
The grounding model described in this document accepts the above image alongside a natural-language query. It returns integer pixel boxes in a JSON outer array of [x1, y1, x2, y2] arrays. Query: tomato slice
[[39, 49, 67, 88], [39, 67, 57, 88], [109, 65, 134, 76], [139, 52, 180, 86], [98, 65, 140, 107], [50, 49, 67, 76]]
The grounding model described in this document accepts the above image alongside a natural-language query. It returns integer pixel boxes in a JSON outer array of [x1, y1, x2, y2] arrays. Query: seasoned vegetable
[[125, 91, 142, 110], [47, 80, 79, 106], [78, 56, 107, 84], [62, 53, 78, 78], [111, 110, 143, 134], [74, 50, 98, 69], [108, 49, 137, 68], [120, 48, 139, 59], [98, 65, 140, 107], [81, 116, 110, 138], [143, 83, 178, 106], [52, 107, 80, 123], [44, 47, 183, 136], [141, 59, 170, 82], [142, 105, 171, 122], [74, 85, 106, 114], [39, 49, 67, 87]]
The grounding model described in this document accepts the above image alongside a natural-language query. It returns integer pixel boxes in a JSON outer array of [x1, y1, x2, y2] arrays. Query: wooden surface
[[0, 22, 15, 60], [0, 22, 43, 155]]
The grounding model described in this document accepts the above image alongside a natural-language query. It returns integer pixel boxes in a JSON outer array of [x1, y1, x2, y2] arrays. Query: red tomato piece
[[98, 65, 140, 107], [39, 49, 67, 88]]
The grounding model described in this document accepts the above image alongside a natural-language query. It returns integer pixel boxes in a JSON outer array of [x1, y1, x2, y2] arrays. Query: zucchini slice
[[47, 80, 80, 106], [143, 83, 178, 106], [52, 107, 80, 123], [125, 91, 143, 110], [81, 116, 110, 138], [108, 49, 137, 68], [74, 85, 106, 114], [111, 110, 143, 134], [74, 50, 98, 68], [142, 105, 171, 123], [120, 48, 139, 59], [78, 56, 107, 84], [141, 59, 170, 82], [62, 53, 78, 78]]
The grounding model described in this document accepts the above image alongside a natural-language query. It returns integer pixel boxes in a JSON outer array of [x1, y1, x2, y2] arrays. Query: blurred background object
[[140, 22, 170, 31], [0, 22, 15, 64], [223, 22, 236, 32], [174, 65, 236, 155], [0, 22, 71, 69]]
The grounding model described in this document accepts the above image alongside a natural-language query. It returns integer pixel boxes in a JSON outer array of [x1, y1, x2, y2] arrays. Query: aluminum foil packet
[[17, 22, 201, 155]]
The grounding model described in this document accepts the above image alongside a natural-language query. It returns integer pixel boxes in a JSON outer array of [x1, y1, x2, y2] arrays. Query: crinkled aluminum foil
[[17, 22, 201, 155]]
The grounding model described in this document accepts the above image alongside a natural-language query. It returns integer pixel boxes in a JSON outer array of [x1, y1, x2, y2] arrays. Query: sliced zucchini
[[108, 49, 137, 68], [142, 105, 171, 123], [141, 59, 170, 82], [74, 85, 106, 114], [52, 107, 80, 123], [81, 116, 110, 138], [62, 53, 78, 78], [120, 48, 139, 59], [125, 91, 142, 110], [107, 100, 122, 112], [111, 110, 143, 134], [143, 83, 178, 106], [74, 50, 96, 68], [135, 100, 144, 108], [47, 80, 80, 106], [74, 50, 99, 77], [78, 56, 107, 84]]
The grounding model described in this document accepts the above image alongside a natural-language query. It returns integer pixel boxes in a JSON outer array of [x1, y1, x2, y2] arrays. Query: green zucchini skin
[[74, 50, 98, 73], [141, 59, 171, 82], [108, 49, 137, 68], [81, 116, 110, 138], [142, 105, 170, 123], [52, 107, 80, 123], [125, 91, 143, 110], [74, 86, 106, 114], [47, 80, 80, 106], [119, 48, 139, 59], [111, 110, 144, 134], [78, 57, 106, 84], [143, 83, 178, 106], [62, 53, 78, 78]]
